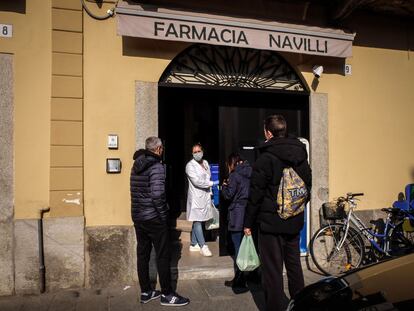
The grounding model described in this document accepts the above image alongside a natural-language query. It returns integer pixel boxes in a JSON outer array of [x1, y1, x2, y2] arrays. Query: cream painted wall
[[310, 46, 414, 210], [83, 9, 184, 226], [0, 1, 52, 219], [83, 8, 413, 226]]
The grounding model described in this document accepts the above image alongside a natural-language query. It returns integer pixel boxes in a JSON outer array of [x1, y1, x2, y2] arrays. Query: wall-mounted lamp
[[312, 65, 324, 78]]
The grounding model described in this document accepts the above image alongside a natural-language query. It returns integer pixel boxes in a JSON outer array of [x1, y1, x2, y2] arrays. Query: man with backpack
[[244, 115, 312, 311]]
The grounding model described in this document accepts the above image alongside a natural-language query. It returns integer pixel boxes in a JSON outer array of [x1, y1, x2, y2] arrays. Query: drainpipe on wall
[[38, 207, 50, 293]]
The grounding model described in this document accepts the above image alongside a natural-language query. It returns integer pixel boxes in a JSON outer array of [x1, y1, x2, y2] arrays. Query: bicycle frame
[[336, 198, 396, 255], [350, 212, 394, 254], [313, 193, 414, 275]]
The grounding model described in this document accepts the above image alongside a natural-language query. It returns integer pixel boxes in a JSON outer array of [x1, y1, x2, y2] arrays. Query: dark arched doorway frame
[[157, 44, 316, 256], [159, 43, 310, 94]]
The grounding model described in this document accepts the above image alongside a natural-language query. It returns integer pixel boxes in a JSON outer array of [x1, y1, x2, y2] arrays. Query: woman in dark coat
[[222, 153, 252, 289]]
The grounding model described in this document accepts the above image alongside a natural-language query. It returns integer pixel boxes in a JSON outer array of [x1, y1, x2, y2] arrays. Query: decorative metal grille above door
[[160, 44, 307, 92]]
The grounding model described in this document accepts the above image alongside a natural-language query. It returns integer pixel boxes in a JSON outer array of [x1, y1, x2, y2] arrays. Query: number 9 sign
[[344, 64, 352, 76]]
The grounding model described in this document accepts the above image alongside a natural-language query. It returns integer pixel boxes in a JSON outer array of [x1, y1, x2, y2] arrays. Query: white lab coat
[[186, 159, 214, 222]]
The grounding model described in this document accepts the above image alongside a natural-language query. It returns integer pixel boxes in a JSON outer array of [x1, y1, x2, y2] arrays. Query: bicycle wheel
[[310, 223, 365, 276], [387, 221, 414, 256]]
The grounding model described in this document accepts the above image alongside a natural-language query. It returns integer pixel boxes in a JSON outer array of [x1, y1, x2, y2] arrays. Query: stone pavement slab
[[0, 267, 323, 311], [75, 289, 108, 311], [0, 245, 323, 311]]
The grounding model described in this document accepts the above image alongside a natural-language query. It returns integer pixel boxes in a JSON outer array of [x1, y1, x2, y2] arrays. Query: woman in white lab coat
[[185, 143, 216, 257]]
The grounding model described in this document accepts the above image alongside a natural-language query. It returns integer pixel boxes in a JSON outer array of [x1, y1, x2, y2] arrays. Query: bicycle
[[309, 192, 414, 276]]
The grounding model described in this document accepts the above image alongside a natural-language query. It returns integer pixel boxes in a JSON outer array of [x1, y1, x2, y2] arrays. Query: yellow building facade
[[0, 0, 413, 295]]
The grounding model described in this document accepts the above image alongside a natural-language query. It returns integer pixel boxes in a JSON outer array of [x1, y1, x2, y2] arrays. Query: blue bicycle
[[310, 193, 414, 275]]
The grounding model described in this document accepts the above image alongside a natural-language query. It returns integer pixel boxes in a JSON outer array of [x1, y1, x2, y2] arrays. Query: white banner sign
[[116, 8, 355, 58]]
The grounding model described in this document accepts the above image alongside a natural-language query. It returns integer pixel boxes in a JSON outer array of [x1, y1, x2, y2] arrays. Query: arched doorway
[[159, 44, 308, 91], [158, 44, 310, 255]]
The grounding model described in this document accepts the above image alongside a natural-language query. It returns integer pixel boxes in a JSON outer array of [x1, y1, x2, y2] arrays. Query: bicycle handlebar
[[347, 192, 364, 198], [337, 193, 364, 203]]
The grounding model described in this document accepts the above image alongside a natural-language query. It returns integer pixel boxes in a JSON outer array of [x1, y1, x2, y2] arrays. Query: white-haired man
[[131, 136, 189, 307]]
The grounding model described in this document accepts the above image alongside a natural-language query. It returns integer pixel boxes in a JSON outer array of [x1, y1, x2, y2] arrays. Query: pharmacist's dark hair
[[191, 142, 203, 152], [264, 115, 287, 138]]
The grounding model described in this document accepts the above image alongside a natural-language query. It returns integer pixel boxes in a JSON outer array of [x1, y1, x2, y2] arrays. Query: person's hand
[[244, 228, 252, 236], [222, 179, 228, 186]]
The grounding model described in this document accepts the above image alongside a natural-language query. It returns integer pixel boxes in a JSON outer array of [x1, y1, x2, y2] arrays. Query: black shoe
[[232, 273, 248, 294], [232, 277, 247, 289], [224, 279, 234, 287], [246, 269, 261, 284], [160, 292, 190, 307], [140, 290, 161, 304], [224, 276, 236, 287]]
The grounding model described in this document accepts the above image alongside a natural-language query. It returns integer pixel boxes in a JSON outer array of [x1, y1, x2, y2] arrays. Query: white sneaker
[[189, 244, 200, 252], [200, 245, 212, 257]]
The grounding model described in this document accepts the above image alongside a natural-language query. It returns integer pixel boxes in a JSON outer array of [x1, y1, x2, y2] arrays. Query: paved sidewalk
[[0, 265, 322, 311]]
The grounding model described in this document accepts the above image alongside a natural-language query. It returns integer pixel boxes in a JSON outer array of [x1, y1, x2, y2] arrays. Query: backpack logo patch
[[277, 167, 308, 219]]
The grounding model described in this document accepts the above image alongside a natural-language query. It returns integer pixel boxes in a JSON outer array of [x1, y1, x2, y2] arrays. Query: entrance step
[[171, 241, 234, 280], [176, 219, 192, 232], [177, 212, 187, 220], [174, 219, 192, 242], [170, 215, 229, 279]]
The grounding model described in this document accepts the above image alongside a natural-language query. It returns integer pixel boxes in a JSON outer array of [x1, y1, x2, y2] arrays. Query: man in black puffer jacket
[[244, 115, 312, 311], [131, 146, 168, 224], [131, 137, 189, 307]]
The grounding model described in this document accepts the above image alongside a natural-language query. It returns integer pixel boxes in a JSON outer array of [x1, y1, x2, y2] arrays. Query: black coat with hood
[[244, 136, 312, 235], [222, 161, 252, 232], [130, 149, 169, 223]]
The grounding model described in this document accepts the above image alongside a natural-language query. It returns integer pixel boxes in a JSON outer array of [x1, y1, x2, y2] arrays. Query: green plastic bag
[[236, 235, 260, 271]]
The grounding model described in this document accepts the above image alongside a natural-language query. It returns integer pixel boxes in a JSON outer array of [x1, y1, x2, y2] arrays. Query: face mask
[[193, 151, 203, 162]]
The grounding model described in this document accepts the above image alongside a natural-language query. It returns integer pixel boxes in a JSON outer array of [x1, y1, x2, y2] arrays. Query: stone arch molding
[[137, 45, 327, 239], [159, 44, 308, 92]]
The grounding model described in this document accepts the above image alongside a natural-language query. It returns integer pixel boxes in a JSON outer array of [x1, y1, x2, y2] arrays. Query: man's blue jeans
[[191, 221, 205, 247]]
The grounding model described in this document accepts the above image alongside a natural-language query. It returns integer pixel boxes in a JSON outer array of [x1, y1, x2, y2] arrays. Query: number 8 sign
[[0, 24, 13, 38]]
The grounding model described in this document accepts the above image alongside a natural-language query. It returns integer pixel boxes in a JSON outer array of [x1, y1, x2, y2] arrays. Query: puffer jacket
[[222, 161, 252, 231], [130, 149, 169, 223]]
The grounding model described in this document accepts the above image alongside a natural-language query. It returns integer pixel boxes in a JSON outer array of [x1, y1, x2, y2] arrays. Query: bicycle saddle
[[381, 207, 403, 214]]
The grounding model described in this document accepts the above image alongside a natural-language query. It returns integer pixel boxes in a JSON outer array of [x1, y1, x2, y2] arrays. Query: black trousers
[[259, 230, 304, 311], [134, 218, 172, 295]]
